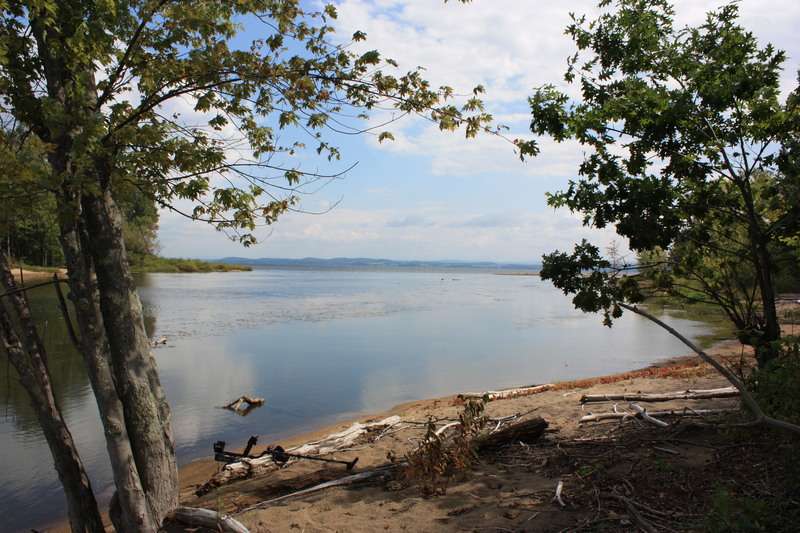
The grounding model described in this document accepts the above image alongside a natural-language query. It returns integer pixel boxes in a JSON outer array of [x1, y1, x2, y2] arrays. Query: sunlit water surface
[[0, 267, 727, 532]]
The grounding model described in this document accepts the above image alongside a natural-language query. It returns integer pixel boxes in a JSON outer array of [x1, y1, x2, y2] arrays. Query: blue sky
[[157, 0, 800, 263]]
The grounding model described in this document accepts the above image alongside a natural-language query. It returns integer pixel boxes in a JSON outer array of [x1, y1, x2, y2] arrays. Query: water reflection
[[1, 268, 728, 532]]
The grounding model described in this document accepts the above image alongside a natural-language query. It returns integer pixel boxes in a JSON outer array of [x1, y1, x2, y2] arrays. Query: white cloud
[[158, 0, 799, 263], [160, 198, 628, 263]]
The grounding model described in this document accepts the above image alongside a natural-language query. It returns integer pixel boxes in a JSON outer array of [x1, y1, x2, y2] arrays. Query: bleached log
[[292, 415, 401, 455], [460, 384, 554, 401], [579, 407, 737, 424], [172, 507, 249, 533], [580, 387, 738, 404]]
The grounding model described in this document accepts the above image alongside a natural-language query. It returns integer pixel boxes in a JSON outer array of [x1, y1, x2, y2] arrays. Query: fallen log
[[579, 407, 738, 424], [580, 387, 738, 404], [477, 416, 548, 449], [460, 384, 554, 401], [172, 507, 249, 533]]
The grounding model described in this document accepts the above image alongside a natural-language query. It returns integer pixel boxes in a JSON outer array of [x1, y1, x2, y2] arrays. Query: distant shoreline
[[212, 256, 542, 272]]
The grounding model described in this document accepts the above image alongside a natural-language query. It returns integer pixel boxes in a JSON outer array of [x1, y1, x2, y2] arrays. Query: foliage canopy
[[528, 0, 799, 366], [0, 0, 495, 246]]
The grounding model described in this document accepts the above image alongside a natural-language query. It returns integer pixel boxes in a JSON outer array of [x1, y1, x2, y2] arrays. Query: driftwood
[[197, 415, 402, 495], [172, 507, 249, 533], [552, 480, 566, 507], [460, 384, 554, 401], [580, 387, 738, 404], [478, 416, 548, 449], [579, 407, 737, 424], [630, 404, 669, 427], [223, 395, 265, 410]]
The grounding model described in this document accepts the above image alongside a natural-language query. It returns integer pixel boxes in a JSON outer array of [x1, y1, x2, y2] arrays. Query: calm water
[[0, 267, 726, 532]]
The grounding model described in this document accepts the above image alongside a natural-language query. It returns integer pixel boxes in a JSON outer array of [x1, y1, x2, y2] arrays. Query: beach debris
[[171, 507, 249, 533], [552, 480, 566, 507], [580, 386, 738, 404], [197, 416, 400, 495], [477, 416, 549, 449], [630, 404, 669, 427], [214, 437, 359, 469], [236, 465, 397, 514], [459, 383, 554, 401]]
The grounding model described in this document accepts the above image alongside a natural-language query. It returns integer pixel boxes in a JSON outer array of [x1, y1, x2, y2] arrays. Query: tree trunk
[[81, 189, 179, 523], [59, 219, 160, 532], [0, 253, 104, 533], [20, 4, 178, 529]]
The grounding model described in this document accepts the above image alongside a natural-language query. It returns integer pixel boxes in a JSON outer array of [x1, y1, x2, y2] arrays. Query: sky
[[157, 0, 800, 263]]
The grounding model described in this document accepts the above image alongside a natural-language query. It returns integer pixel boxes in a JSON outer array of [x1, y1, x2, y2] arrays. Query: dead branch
[[222, 396, 265, 410], [552, 480, 566, 507], [579, 407, 737, 424], [234, 465, 396, 514], [580, 387, 738, 404], [630, 404, 668, 427], [197, 416, 401, 495]]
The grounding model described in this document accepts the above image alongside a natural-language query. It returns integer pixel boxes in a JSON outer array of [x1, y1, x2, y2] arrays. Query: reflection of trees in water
[[0, 282, 158, 431], [1, 285, 86, 433]]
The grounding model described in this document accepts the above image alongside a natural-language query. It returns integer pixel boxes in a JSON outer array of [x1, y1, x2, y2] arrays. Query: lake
[[0, 267, 727, 532]]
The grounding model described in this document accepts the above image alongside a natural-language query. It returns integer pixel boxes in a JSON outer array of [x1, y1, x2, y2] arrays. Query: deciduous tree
[[523, 0, 799, 367]]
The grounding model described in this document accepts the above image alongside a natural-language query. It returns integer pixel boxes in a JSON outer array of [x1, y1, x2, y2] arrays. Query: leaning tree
[[0, 0, 494, 530]]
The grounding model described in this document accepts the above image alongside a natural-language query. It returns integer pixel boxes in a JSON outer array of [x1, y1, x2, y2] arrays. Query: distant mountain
[[213, 256, 540, 271]]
